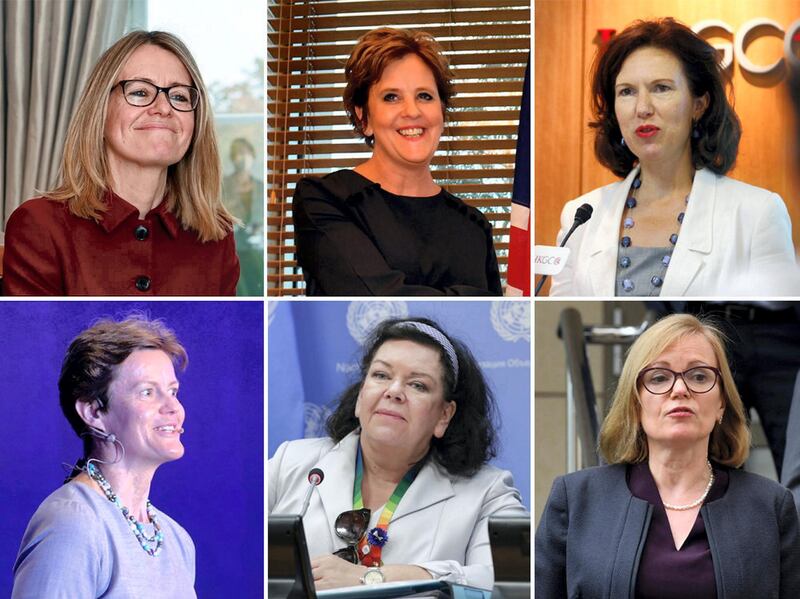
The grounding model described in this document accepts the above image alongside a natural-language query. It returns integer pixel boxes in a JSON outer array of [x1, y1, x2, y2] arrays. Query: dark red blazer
[[2, 192, 239, 296]]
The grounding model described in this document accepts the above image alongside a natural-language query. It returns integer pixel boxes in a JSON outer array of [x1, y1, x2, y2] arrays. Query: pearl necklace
[[662, 460, 715, 511], [86, 462, 164, 556]]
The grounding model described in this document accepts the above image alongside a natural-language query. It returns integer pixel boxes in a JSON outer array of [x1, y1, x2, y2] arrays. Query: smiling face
[[355, 339, 456, 460], [104, 44, 195, 174], [614, 46, 708, 168], [357, 53, 444, 170], [95, 349, 185, 470], [637, 333, 724, 451]]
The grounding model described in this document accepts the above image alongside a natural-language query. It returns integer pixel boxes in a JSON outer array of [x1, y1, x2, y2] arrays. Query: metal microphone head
[[308, 467, 324, 486], [574, 203, 593, 226]]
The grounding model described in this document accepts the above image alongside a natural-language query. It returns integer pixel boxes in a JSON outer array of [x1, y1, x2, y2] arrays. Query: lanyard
[[353, 441, 423, 566]]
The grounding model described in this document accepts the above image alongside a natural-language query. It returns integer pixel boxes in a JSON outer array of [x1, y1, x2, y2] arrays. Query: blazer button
[[135, 276, 151, 292], [134, 225, 149, 240]]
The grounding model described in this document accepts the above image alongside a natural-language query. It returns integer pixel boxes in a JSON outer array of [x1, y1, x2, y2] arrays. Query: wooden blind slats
[[269, 36, 528, 60], [268, 79, 523, 101], [268, 109, 520, 128], [269, 0, 529, 16], [276, 153, 516, 169], [274, 8, 529, 31], [268, 65, 526, 86], [268, 22, 529, 44], [268, 0, 530, 295], [273, 51, 529, 74], [268, 139, 518, 155], [271, 95, 522, 114]]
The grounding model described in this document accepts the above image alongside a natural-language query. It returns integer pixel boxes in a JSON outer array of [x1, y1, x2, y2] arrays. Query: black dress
[[292, 169, 502, 296]]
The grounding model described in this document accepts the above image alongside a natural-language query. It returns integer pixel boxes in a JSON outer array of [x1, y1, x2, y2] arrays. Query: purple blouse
[[628, 462, 729, 599]]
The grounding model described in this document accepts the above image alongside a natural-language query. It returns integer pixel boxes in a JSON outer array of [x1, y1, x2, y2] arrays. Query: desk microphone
[[534, 203, 593, 296], [300, 468, 324, 518]]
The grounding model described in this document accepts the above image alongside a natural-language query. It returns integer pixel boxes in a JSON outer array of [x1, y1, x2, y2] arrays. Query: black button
[[134, 225, 149, 241], [135, 276, 151, 292]]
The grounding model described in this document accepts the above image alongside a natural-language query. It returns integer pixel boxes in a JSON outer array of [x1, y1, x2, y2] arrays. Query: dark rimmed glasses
[[332, 508, 370, 564], [115, 79, 200, 112], [638, 366, 721, 395]]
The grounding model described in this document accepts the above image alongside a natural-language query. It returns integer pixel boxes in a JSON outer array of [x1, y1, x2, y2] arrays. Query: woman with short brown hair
[[13, 315, 195, 597], [292, 27, 501, 296]]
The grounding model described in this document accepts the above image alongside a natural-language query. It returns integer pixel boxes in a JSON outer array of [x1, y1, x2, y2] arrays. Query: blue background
[[267, 300, 531, 509], [0, 301, 263, 597]]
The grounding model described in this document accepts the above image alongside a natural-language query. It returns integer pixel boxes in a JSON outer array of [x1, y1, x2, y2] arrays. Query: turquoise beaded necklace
[[86, 462, 164, 557]]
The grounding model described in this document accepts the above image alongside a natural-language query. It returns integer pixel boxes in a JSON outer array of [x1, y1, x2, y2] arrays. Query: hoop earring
[[80, 427, 126, 467]]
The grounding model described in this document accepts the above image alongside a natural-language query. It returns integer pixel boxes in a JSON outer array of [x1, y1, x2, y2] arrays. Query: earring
[[718, 413, 723, 425], [692, 121, 701, 139], [620, 136, 626, 147]]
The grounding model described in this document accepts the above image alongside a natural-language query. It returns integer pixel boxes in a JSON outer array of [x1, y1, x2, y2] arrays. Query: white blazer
[[268, 431, 526, 589], [549, 167, 800, 296]]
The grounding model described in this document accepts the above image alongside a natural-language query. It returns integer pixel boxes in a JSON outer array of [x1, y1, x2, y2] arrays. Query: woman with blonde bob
[[3, 31, 239, 295], [536, 314, 800, 599]]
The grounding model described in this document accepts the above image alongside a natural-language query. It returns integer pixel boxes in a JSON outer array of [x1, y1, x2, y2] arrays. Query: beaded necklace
[[618, 174, 688, 295], [352, 442, 423, 567], [86, 462, 163, 556]]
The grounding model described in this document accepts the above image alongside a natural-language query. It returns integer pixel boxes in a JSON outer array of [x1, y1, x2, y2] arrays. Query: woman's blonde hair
[[45, 30, 234, 242], [599, 313, 750, 467]]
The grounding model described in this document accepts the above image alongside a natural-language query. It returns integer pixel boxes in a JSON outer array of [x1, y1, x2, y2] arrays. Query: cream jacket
[[550, 167, 799, 296], [268, 431, 526, 589]]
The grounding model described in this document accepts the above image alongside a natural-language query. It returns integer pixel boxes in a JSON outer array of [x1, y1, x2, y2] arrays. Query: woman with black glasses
[[3, 31, 239, 295], [536, 314, 800, 598], [268, 318, 526, 590]]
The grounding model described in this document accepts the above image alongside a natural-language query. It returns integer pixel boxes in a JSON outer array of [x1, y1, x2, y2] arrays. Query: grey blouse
[[12, 481, 196, 599], [616, 246, 673, 297]]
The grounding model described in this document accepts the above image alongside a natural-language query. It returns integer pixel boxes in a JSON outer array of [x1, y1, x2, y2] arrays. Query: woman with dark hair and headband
[[269, 318, 526, 590], [12, 316, 195, 598]]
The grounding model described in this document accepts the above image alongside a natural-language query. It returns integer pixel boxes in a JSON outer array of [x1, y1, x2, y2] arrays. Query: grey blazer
[[535, 464, 800, 599]]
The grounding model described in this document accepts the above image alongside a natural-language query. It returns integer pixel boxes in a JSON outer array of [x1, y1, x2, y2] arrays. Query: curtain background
[[1, 0, 128, 227]]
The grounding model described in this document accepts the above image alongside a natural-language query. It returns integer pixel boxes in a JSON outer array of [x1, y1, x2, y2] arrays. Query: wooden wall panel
[[536, 0, 800, 289]]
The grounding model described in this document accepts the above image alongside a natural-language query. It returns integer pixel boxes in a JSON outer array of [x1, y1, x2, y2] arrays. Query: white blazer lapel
[[390, 459, 454, 524], [662, 168, 715, 295], [315, 432, 359, 548], [588, 167, 640, 295]]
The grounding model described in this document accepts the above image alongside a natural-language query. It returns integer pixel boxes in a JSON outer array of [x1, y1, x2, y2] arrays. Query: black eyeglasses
[[638, 366, 721, 395], [332, 508, 370, 564], [115, 79, 199, 112]]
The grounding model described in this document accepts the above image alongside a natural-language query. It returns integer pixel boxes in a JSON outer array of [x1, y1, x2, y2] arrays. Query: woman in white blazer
[[550, 18, 798, 297], [268, 318, 525, 591]]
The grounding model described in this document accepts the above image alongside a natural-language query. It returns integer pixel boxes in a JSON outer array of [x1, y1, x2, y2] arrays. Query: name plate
[[534, 246, 570, 275]]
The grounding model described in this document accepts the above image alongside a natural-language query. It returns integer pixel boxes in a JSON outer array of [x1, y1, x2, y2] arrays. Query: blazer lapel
[[315, 432, 359, 548], [389, 459, 455, 523], [662, 168, 715, 295], [588, 167, 641, 295]]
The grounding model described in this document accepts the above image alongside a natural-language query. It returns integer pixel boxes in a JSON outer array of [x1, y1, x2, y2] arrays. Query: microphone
[[534, 203, 593, 296], [300, 468, 325, 518]]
